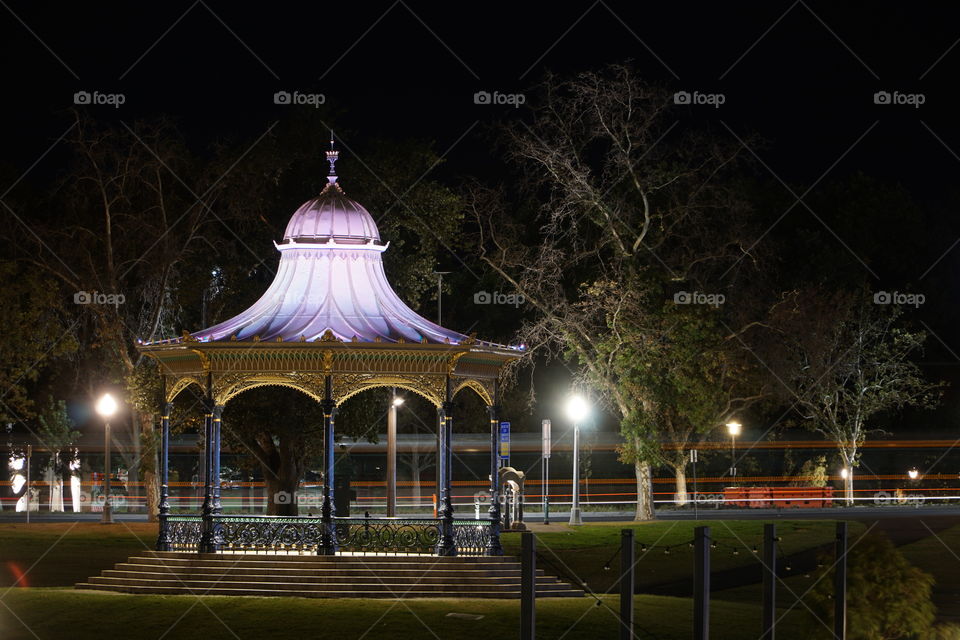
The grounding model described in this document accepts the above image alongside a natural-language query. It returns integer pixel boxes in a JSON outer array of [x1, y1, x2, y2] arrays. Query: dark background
[[4, 1, 960, 436]]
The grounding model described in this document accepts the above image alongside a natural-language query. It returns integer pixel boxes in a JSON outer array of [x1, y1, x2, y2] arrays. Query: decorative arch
[[213, 373, 326, 406], [451, 378, 494, 406], [334, 374, 444, 408], [165, 376, 205, 403]]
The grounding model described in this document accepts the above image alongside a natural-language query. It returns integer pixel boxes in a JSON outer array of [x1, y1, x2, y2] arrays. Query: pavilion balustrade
[[160, 513, 493, 556]]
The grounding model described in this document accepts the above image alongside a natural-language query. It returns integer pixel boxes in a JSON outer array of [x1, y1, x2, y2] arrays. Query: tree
[[3, 112, 256, 520], [0, 261, 77, 424], [36, 397, 80, 512], [769, 288, 943, 504], [471, 64, 763, 519], [590, 285, 767, 505]]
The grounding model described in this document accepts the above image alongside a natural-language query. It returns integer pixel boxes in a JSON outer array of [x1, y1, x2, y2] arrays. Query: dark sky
[[5, 1, 960, 432], [4, 1, 960, 192]]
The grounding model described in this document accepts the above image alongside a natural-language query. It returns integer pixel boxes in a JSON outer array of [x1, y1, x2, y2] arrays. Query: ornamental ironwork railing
[[159, 513, 493, 556], [166, 515, 203, 551]]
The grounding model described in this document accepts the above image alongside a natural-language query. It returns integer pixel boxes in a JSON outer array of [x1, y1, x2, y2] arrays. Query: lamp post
[[96, 393, 118, 524], [725, 421, 742, 479], [566, 394, 590, 526], [387, 393, 403, 517]]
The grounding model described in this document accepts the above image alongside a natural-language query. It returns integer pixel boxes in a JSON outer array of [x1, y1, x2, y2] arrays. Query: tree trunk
[[138, 411, 159, 522], [634, 459, 655, 520], [844, 470, 854, 506], [673, 465, 688, 507], [264, 469, 301, 516], [840, 446, 856, 506]]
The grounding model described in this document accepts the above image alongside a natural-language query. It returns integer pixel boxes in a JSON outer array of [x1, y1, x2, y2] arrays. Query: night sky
[[5, 2, 960, 188], [5, 1, 960, 427]]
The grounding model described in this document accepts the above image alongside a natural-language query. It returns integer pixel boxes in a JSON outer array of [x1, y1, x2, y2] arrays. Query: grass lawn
[[0, 589, 820, 640], [0, 522, 158, 588], [502, 520, 857, 594], [0, 520, 863, 638]]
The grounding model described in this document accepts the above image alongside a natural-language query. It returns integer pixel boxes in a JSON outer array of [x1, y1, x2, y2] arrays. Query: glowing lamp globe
[[725, 421, 742, 437], [96, 393, 118, 418], [565, 394, 590, 423]]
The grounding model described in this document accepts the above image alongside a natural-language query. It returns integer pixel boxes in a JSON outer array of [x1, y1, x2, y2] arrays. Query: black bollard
[[620, 529, 635, 640], [521, 531, 536, 640], [694, 526, 710, 639], [834, 522, 847, 640], [762, 523, 776, 640]]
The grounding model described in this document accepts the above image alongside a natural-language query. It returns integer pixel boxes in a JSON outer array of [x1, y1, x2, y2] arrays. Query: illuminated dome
[[181, 141, 505, 347], [282, 182, 381, 245]]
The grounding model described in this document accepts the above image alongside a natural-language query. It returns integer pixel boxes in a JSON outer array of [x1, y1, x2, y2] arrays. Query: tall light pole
[[96, 393, 118, 524], [566, 394, 590, 526], [726, 421, 742, 480], [387, 393, 403, 517], [433, 271, 451, 325]]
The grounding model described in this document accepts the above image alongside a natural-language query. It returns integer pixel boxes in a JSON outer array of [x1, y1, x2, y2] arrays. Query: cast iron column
[[436, 376, 456, 555], [156, 400, 173, 551], [199, 381, 215, 553], [210, 404, 224, 550], [320, 375, 338, 555], [486, 380, 503, 555]]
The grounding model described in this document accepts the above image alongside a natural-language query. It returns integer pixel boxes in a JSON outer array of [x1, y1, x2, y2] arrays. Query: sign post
[[542, 419, 551, 524], [499, 422, 510, 467]]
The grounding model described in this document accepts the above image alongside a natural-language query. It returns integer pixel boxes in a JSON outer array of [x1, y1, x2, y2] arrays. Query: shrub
[[809, 533, 936, 639]]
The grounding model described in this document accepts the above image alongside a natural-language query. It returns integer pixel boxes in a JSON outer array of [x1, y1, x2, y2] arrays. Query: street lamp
[[387, 393, 404, 517], [907, 467, 920, 481], [95, 393, 118, 524], [725, 421, 742, 478], [566, 394, 590, 526]]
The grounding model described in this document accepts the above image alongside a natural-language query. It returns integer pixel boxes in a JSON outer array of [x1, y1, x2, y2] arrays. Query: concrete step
[[86, 575, 576, 593], [102, 569, 563, 585], [78, 553, 586, 599], [129, 556, 525, 571], [114, 561, 541, 579], [75, 583, 586, 599], [145, 551, 516, 563]]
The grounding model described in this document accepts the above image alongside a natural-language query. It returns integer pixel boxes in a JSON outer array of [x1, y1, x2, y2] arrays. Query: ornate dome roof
[[282, 182, 381, 245]]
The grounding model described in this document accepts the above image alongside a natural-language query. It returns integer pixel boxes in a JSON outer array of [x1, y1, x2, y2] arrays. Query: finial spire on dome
[[325, 130, 339, 184]]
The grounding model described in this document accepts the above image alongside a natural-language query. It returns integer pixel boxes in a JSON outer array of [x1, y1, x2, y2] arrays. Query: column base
[[568, 507, 583, 526]]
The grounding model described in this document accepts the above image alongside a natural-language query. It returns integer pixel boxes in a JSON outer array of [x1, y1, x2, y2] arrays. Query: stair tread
[[79, 552, 584, 599]]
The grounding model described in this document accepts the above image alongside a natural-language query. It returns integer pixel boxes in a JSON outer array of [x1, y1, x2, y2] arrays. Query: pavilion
[[139, 142, 523, 556]]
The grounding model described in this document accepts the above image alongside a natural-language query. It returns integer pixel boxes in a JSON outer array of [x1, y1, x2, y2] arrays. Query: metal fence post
[[620, 529, 635, 640], [694, 525, 710, 640], [521, 531, 536, 640], [834, 522, 848, 640], [762, 523, 776, 640]]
